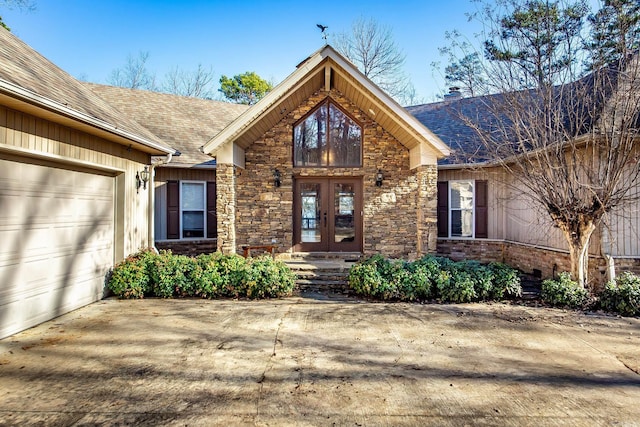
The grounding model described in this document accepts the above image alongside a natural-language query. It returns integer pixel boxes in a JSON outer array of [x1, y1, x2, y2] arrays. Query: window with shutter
[[165, 180, 217, 240], [437, 180, 488, 239]]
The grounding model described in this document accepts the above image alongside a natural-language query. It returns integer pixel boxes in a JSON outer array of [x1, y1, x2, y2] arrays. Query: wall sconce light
[[136, 165, 150, 193], [375, 169, 384, 187], [273, 168, 281, 188]]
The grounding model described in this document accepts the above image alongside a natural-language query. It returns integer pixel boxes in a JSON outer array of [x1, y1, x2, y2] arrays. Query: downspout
[[600, 220, 616, 283], [148, 152, 173, 252]]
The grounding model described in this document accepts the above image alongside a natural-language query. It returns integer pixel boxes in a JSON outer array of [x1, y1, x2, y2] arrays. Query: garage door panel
[[0, 158, 115, 339]]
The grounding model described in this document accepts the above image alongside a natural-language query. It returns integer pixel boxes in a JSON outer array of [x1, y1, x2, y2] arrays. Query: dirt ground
[[0, 294, 639, 426]]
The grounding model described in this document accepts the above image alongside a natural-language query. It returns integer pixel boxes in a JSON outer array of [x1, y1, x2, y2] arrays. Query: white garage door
[[0, 156, 115, 339]]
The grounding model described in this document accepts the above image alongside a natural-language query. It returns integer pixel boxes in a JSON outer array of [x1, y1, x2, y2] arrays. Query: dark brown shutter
[[437, 181, 449, 238], [475, 180, 488, 238], [167, 180, 180, 239], [207, 181, 217, 239]]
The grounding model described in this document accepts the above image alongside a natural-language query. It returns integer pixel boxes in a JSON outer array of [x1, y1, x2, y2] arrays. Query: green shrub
[[398, 261, 433, 301], [600, 272, 640, 316], [143, 251, 197, 298], [193, 252, 227, 298], [215, 254, 249, 297], [437, 268, 477, 303], [107, 250, 295, 300], [107, 251, 152, 299], [348, 254, 521, 304], [348, 261, 384, 296], [489, 262, 522, 299], [541, 272, 588, 309], [245, 256, 296, 298]]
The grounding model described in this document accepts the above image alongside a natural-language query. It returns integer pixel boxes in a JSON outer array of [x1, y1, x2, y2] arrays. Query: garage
[[0, 155, 115, 339]]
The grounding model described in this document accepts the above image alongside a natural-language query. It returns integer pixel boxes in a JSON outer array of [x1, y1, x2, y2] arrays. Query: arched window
[[293, 100, 362, 167]]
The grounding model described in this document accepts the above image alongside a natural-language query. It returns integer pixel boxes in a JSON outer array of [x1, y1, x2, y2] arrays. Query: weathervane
[[316, 24, 328, 41]]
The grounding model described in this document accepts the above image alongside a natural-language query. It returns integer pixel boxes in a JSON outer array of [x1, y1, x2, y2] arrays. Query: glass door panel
[[294, 178, 362, 253], [334, 183, 355, 243], [301, 183, 322, 243]]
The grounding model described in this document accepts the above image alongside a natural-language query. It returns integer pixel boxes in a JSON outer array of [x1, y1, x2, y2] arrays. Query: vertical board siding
[[0, 105, 152, 260]]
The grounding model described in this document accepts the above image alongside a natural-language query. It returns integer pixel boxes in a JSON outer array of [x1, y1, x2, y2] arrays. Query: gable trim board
[[203, 45, 450, 169]]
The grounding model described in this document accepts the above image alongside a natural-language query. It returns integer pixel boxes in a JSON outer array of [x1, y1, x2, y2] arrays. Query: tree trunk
[[560, 221, 596, 288]]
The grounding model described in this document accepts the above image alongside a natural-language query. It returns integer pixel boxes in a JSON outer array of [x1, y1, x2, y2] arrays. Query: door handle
[[324, 212, 327, 227]]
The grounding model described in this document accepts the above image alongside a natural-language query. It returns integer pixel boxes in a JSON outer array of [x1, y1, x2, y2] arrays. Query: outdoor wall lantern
[[375, 169, 384, 187], [136, 165, 150, 193], [273, 168, 282, 188]]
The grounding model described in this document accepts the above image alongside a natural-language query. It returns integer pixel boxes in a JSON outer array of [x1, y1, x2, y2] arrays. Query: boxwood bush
[[599, 272, 640, 317], [541, 272, 588, 309], [348, 255, 522, 303], [108, 250, 295, 299]]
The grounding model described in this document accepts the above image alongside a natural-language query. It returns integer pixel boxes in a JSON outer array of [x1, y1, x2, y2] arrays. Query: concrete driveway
[[1, 295, 639, 426]]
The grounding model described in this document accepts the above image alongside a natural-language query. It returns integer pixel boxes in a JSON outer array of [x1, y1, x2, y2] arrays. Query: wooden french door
[[294, 177, 363, 252]]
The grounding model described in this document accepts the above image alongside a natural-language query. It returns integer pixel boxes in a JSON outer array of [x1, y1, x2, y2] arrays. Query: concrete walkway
[[1, 295, 639, 426]]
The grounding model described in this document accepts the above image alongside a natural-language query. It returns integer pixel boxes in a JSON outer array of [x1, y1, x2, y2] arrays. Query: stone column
[[416, 165, 438, 256], [216, 163, 236, 254]]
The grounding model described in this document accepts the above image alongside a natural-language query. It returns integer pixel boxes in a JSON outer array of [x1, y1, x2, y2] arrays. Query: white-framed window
[[449, 180, 474, 238], [180, 181, 206, 239]]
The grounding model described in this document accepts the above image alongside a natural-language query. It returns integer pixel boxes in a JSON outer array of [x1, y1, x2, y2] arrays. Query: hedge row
[[108, 250, 296, 299], [348, 255, 522, 303], [542, 271, 640, 316]]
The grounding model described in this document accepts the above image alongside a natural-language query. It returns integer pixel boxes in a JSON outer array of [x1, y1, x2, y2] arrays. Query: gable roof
[[408, 64, 623, 167], [407, 98, 489, 166], [0, 28, 173, 155], [85, 84, 248, 168], [202, 45, 450, 160]]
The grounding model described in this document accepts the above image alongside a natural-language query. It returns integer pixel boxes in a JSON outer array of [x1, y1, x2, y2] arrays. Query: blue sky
[[3, 0, 488, 103]]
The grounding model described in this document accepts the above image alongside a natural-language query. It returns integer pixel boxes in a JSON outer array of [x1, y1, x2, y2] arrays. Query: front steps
[[285, 253, 361, 294]]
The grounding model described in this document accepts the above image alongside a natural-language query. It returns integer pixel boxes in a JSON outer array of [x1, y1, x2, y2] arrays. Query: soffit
[[203, 45, 450, 159]]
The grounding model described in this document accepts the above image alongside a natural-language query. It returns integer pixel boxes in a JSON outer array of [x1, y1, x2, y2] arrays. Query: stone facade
[[415, 165, 439, 256], [156, 239, 217, 256], [216, 163, 236, 253], [229, 88, 437, 259]]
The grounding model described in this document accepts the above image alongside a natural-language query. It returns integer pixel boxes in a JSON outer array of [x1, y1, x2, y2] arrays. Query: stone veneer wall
[[415, 165, 439, 255], [437, 238, 640, 288], [216, 163, 236, 253], [234, 88, 428, 259], [156, 239, 217, 256]]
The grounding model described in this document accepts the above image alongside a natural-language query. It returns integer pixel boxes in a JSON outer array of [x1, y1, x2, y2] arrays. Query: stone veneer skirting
[[155, 240, 218, 257], [437, 239, 640, 288]]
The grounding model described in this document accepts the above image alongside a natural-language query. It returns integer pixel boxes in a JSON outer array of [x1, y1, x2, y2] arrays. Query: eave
[[0, 78, 174, 156]]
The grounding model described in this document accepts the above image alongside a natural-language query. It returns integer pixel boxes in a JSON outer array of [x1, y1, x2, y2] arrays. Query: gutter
[[0, 78, 174, 155]]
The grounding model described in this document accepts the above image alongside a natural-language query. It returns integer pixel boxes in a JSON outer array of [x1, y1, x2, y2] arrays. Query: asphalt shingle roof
[[0, 28, 171, 152], [86, 84, 248, 167]]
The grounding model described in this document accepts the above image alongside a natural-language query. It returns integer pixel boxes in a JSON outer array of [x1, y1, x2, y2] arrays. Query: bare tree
[[0, 0, 35, 30], [108, 51, 157, 90], [333, 17, 412, 103], [447, 0, 640, 288], [162, 64, 215, 98]]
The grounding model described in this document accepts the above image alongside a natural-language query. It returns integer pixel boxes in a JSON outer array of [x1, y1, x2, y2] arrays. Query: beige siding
[[0, 105, 152, 261]]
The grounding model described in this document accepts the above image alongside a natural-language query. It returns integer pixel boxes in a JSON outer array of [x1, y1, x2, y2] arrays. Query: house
[[407, 88, 640, 285], [0, 28, 174, 338], [89, 46, 452, 259], [200, 45, 451, 257], [0, 31, 451, 338]]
